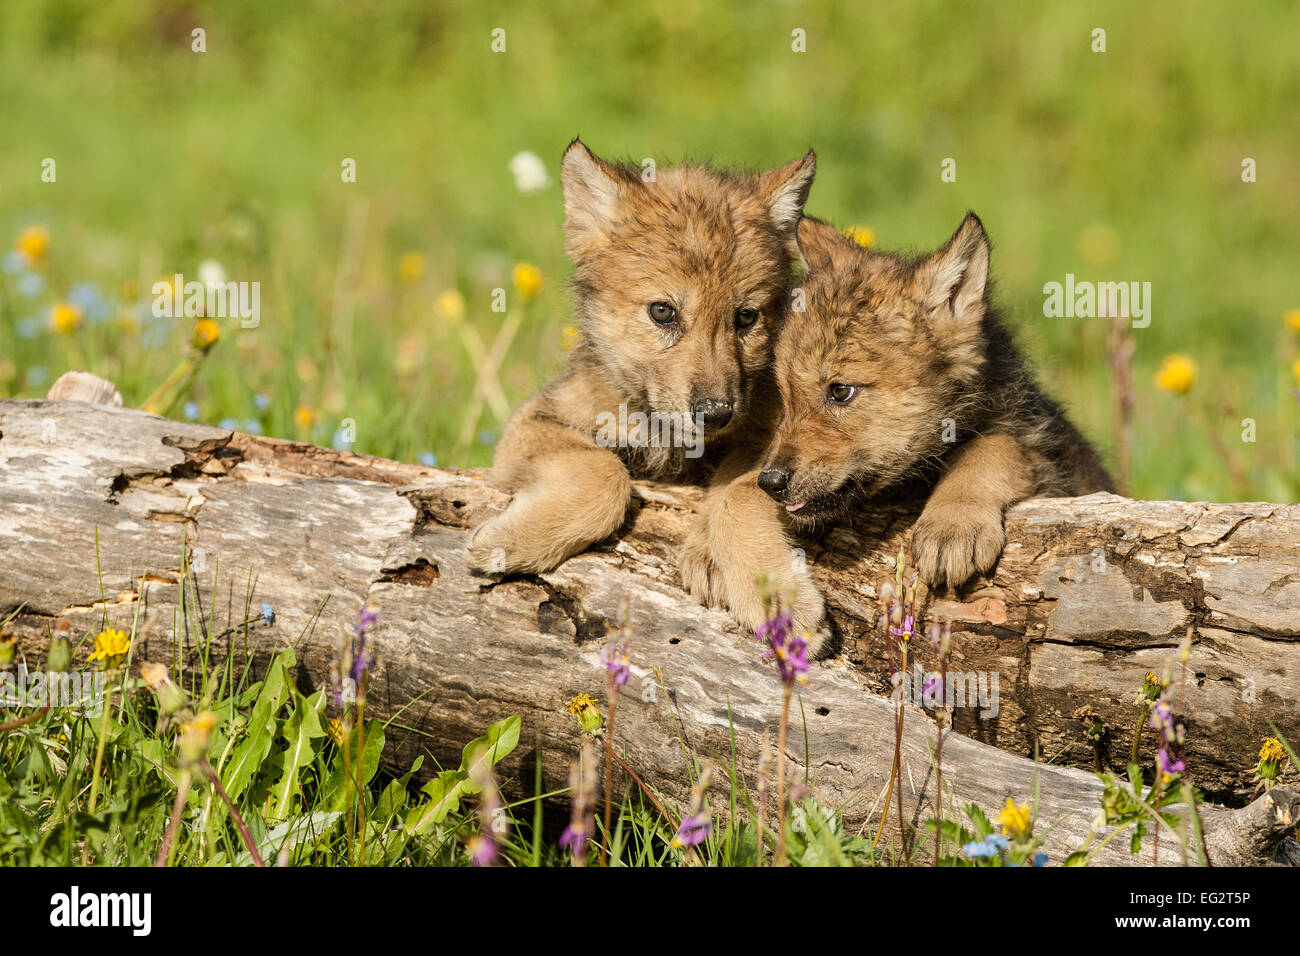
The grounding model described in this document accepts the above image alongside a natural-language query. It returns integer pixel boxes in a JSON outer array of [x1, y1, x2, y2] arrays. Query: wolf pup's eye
[[734, 307, 760, 329], [827, 383, 857, 404], [648, 302, 677, 326]]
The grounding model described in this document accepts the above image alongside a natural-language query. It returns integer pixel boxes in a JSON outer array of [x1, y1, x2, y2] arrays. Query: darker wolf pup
[[686, 212, 1113, 647], [465, 139, 816, 576]]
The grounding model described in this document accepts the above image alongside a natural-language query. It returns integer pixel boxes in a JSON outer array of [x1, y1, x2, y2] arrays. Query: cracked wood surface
[[1, 398, 1297, 866]]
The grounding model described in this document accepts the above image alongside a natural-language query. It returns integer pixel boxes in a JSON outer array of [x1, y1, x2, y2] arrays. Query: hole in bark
[[378, 558, 440, 586], [815, 706, 830, 716], [669, 637, 680, 645]]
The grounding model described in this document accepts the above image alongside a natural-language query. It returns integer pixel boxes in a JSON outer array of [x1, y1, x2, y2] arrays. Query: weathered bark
[[0, 397, 1296, 866]]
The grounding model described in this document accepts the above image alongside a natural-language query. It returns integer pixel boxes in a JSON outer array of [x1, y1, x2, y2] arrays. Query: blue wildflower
[[17, 273, 45, 297], [183, 401, 200, 420], [260, 603, 275, 625], [418, 451, 437, 467]]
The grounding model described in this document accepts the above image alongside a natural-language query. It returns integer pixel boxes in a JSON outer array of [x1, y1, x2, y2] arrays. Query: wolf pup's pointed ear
[[760, 150, 816, 235], [917, 212, 990, 327], [561, 139, 624, 257], [794, 216, 847, 274]]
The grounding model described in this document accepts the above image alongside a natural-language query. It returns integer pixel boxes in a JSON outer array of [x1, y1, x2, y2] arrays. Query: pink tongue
[[786, 501, 807, 513]]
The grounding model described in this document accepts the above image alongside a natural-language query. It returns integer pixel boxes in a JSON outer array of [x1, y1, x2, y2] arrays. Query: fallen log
[[0, 396, 1296, 865]]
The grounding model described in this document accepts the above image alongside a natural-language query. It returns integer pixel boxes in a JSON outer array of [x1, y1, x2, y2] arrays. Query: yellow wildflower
[[328, 717, 346, 743], [1154, 354, 1197, 395], [844, 225, 875, 249], [1285, 309, 1300, 333], [1291, 358, 1300, 389], [15, 225, 50, 265], [50, 302, 83, 334], [994, 797, 1033, 840], [293, 405, 318, 428], [566, 693, 604, 737], [512, 262, 543, 301], [178, 709, 219, 762], [562, 324, 580, 351], [437, 289, 465, 323], [193, 318, 220, 350], [1260, 736, 1287, 763], [88, 627, 131, 668], [1254, 736, 1290, 789], [399, 251, 427, 282]]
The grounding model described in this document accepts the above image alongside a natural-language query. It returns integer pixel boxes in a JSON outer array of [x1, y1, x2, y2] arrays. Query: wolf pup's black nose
[[757, 467, 791, 498], [690, 397, 733, 429]]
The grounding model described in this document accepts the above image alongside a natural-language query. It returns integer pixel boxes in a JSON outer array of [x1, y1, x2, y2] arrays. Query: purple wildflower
[[467, 835, 498, 867], [601, 637, 631, 686], [672, 812, 710, 849], [755, 610, 809, 685]]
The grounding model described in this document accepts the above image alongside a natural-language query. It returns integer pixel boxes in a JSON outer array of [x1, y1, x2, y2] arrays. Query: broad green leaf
[[405, 715, 520, 835], [233, 810, 342, 866], [268, 689, 326, 821], [221, 648, 295, 802]]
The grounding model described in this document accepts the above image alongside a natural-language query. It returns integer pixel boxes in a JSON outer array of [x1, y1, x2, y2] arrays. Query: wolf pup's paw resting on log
[[466, 139, 816, 577]]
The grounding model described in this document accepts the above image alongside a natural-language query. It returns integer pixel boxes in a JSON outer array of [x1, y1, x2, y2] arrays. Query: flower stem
[[601, 671, 618, 866], [155, 768, 192, 867], [776, 685, 791, 867], [200, 758, 264, 866]]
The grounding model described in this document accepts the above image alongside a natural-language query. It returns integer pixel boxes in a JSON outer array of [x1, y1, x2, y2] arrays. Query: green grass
[[2, 0, 1298, 499]]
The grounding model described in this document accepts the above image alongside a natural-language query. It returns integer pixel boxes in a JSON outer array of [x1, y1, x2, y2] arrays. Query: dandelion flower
[[566, 693, 605, 737], [50, 302, 83, 334], [327, 717, 346, 744], [994, 797, 1033, 840], [193, 318, 220, 349], [178, 710, 219, 761], [1254, 736, 1289, 790], [15, 225, 50, 266], [436, 289, 465, 323], [1154, 354, 1197, 395], [844, 225, 875, 249], [512, 262, 543, 301], [1285, 309, 1300, 333], [294, 405, 318, 428], [88, 626, 131, 668], [399, 252, 427, 282]]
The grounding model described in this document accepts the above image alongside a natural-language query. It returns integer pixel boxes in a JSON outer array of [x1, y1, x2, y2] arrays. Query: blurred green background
[[2, 0, 1297, 501]]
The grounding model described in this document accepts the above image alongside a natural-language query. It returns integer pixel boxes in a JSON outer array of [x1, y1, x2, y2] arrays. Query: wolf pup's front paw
[[464, 506, 565, 576], [911, 500, 1006, 591], [464, 514, 519, 576], [680, 526, 830, 656]]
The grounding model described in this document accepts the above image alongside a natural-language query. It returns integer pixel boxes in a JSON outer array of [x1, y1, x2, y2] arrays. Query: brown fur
[[686, 212, 1113, 653], [465, 139, 815, 576]]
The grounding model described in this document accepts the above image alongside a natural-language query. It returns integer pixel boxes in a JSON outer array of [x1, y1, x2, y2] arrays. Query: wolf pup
[[465, 140, 816, 577], [688, 212, 1113, 649]]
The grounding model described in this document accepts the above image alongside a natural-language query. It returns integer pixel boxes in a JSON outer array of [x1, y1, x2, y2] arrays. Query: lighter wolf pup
[[465, 140, 816, 576], [687, 213, 1113, 651]]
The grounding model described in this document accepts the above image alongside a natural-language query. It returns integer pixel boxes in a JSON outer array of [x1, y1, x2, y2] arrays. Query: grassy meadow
[[1, 1, 1298, 499]]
